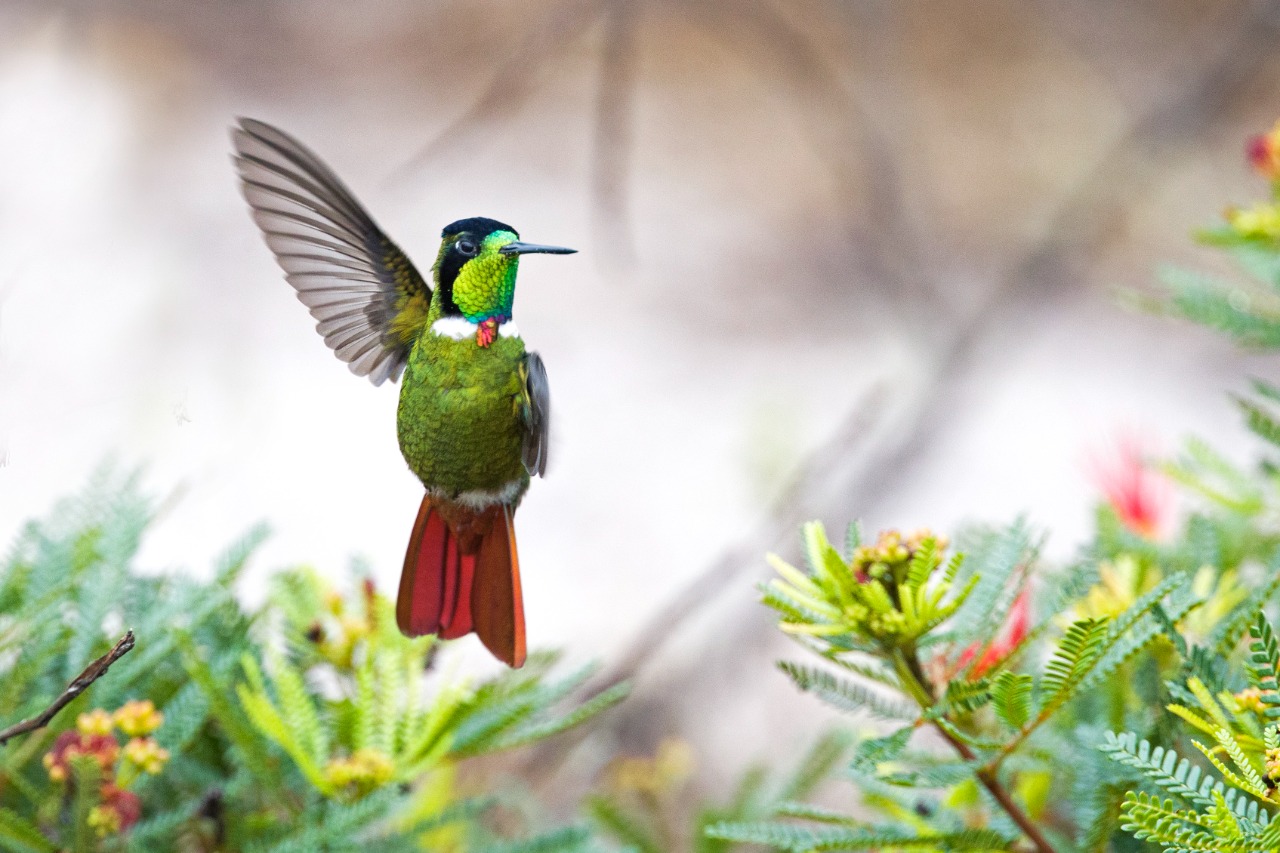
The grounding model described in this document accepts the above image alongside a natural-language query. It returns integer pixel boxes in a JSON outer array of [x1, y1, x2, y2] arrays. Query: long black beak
[[499, 241, 577, 256]]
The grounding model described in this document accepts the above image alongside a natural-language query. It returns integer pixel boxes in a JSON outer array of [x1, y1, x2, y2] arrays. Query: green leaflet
[[1101, 732, 1226, 810], [990, 672, 1033, 731], [704, 820, 1011, 852], [777, 662, 917, 721], [1039, 618, 1111, 714], [0, 808, 57, 853]]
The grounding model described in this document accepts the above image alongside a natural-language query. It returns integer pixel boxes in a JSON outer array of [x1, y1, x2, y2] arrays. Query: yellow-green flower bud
[[77, 708, 115, 736], [114, 700, 163, 737], [123, 737, 170, 775]]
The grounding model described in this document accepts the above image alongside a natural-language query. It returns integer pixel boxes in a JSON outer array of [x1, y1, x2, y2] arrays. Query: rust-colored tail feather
[[396, 496, 526, 668], [472, 505, 526, 668]]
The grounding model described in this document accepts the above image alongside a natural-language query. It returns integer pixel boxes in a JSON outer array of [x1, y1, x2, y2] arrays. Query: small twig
[[892, 649, 1057, 853], [0, 631, 136, 746]]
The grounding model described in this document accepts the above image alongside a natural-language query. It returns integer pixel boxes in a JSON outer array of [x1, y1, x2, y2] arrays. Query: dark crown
[[441, 217, 519, 239]]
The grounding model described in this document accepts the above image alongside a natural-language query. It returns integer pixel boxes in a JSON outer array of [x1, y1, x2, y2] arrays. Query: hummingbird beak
[[499, 241, 577, 256]]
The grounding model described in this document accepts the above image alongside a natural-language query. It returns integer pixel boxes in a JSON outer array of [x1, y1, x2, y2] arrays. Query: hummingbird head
[[432, 217, 575, 325]]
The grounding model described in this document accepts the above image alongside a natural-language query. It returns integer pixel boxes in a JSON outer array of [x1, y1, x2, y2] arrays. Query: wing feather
[[520, 352, 551, 477], [232, 118, 432, 385]]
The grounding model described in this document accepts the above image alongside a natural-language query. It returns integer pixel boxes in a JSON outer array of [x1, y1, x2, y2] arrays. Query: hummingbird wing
[[232, 118, 431, 386], [519, 352, 551, 477]]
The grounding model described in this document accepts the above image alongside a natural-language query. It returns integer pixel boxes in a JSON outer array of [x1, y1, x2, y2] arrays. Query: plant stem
[[891, 649, 1058, 853]]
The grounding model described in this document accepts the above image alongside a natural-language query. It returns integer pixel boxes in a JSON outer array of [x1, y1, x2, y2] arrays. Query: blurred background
[[2, 0, 1279, 814]]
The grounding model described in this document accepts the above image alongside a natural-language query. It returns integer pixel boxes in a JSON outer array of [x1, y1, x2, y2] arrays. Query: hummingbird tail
[[396, 496, 526, 668], [471, 504, 526, 669]]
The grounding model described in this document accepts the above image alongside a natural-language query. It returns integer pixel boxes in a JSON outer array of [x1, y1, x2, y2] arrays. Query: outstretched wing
[[232, 118, 431, 386], [519, 352, 551, 477]]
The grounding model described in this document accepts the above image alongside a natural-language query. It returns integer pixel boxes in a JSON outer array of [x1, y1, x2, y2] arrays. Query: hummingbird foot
[[476, 318, 500, 348]]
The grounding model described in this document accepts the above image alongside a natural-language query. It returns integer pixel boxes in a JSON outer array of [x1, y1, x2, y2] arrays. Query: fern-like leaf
[[705, 820, 1010, 851], [1040, 618, 1110, 711], [777, 662, 917, 721], [991, 672, 1034, 730], [1100, 732, 1223, 809]]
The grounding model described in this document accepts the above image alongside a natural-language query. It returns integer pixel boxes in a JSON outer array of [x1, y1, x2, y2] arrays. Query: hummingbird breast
[[396, 331, 531, 506]]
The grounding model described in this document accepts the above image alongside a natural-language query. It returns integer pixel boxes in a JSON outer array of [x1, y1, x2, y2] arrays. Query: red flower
[[1089, 433, 1171, 539], [90, 785, 142, 835], [956, 589, 1031, 679], [43, 731, 119, 782], [1248, 121, 1280, 181]]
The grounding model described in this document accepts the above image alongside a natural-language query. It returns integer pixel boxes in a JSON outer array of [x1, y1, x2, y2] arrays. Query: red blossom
[[99, 784, 142, 832], [956, 589, 1031, 679], [1248, 123, 1280, 180], [43, 731, 119, 782], [1089, 434, 1171, 539]]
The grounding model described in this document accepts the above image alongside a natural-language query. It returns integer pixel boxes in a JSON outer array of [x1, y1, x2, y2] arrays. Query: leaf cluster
[[0, 468, 625, 852]]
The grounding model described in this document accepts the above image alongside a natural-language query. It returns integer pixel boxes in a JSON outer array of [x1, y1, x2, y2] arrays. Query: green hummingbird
[[232, 118, 576, 668]]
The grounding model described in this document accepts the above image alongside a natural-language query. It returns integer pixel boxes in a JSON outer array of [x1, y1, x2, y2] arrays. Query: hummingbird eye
[[456, 239, 478, 257]]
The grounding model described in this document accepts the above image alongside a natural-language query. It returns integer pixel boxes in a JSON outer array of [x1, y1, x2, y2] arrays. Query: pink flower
[[1089, 433, 1171, 539], [956, 589, 1031, 679], [1248, 121, 1280, 181]]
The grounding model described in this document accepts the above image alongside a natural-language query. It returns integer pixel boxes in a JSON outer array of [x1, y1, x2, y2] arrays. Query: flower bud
[[114, 700, 163, 737]]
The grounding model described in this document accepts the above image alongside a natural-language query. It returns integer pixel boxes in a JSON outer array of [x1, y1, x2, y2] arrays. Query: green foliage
[[766, 525, 975, 652], [682, 123, 1280, 853], [588, 733, 852, 853], [0, 469, 626, 851], [1104, 616, 1280, 852]]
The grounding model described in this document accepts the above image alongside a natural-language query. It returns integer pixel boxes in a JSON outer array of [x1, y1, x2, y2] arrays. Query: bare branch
[[388, 0, 606, 184], [591, 1, 639, 264], [0, 631, 136, 746]]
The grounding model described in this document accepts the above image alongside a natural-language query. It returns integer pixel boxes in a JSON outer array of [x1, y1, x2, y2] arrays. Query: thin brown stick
[[893, 650, 1056, 853], [944, 730, 1057, 853], [0, 631, 136, 746]]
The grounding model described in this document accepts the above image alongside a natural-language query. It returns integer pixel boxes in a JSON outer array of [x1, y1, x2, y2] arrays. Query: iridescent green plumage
[[398, 330, 530, 499]]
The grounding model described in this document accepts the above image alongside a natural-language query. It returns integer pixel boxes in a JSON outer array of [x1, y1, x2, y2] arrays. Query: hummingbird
[[231, 118, 575, 668]]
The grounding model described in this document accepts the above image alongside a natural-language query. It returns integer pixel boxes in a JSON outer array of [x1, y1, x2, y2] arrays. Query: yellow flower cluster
[[851, 529, 947, 583], [1234, 686, 1265, 715], [114, 699, 164, 737], [43, 701, 169, 784], [77, 709, 115, 736], [124, 737, 170, 775], [87, 804, 122, 836], [323, 748, 395, 793], [608, 739, 695, 796], [1226, 203, 1280, 241], [1267, 747, 1280, 782]]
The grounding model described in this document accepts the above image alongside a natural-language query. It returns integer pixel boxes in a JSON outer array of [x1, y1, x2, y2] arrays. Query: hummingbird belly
[[396, 331, 531, 506]]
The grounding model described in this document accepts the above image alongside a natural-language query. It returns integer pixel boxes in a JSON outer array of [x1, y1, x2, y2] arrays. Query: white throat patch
[[430, 317, 522, 341], [430, 317, 476, 340]]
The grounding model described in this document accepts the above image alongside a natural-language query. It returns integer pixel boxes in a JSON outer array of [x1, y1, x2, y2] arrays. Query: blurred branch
[[681, 0, 937, 312], [591, 1, 639, 264], [389, 0, 606, 182], [0, 631, 135, 746]]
